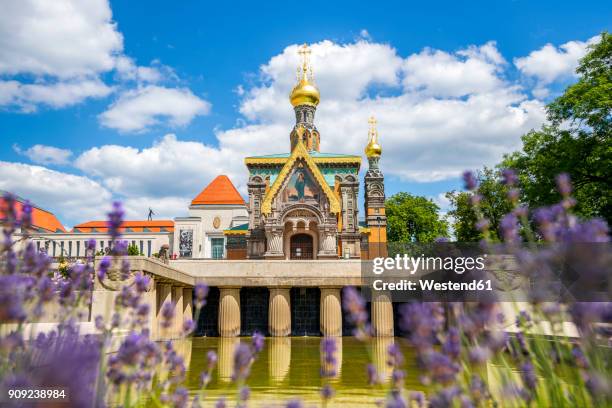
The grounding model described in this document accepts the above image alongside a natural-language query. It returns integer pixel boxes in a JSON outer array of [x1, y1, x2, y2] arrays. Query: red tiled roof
[[0, 196, 66, 233], [72, 220, 174, 233], [191, 175, 245, 205]]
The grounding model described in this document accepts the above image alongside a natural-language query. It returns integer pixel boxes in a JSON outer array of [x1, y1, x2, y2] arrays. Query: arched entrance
[[290, 233, 313, 259]]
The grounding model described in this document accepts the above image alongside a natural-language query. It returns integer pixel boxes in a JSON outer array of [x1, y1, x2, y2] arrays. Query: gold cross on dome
[[298, 43, 311, 71], [368, 116, 377, 134]]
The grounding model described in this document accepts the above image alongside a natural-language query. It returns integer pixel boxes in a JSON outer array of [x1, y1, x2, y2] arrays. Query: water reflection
[[218, 337, 239, 382], [184, 337, 425, 407], [268, 337, 291, 382], [372, 336, 394, 384]]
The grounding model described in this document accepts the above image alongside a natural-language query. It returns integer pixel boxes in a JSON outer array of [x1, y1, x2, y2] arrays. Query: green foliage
[[446, 168, 513, 242], [127, 243, 142, 256], [502, 32, 612, 224], [385, 192, 448, 243]]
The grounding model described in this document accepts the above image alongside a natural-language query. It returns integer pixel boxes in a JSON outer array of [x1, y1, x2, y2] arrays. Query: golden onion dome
[[290, 44, 320, 107], [365, 116, 382, 158], [290, 77, 320, 107]]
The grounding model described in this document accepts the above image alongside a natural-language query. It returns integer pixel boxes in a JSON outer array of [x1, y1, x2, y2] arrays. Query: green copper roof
[[246, 151, 360, 159], [227, 223, 249, 231]]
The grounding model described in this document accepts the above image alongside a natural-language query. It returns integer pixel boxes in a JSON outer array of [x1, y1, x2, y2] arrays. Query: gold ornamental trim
[[261, 140, 341, 215], [244, 156, 362, 166]]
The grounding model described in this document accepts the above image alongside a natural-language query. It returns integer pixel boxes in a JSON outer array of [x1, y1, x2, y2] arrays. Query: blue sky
[[0, 0, 609, 226]]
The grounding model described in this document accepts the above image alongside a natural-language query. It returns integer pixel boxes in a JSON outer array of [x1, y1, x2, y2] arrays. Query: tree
[[503, 32, 612, 224], [127, 243, 142, 256], [446, 168, 513, 242], [385, 192, 449, 243]]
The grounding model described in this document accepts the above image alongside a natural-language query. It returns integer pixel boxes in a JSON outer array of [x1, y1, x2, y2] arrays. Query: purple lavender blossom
[[442, 327, 461, 360], [320, 383, 334, 400], [463, 171, 477, 190], [320, 337, 338, 377], [501, 168, 518, 186], [387, 343, 404, 367], [520, 361, 537, 390], [232, 343, 254, 382], [286, 399, 304, 408], [467, 346, 491, 365], [160, 302, 175, 328], [194, 282, 209, 308], [555, 173, 572, 196], [342, 286, 368, 329], [207, 350, 218, 369], [97, 256, 111, 281], [366, 363, 379, 385], [252, 331, 264, 353], [107, 201, 125, 244], [183, 319, 195, 335], [239, 386, 250, 401]]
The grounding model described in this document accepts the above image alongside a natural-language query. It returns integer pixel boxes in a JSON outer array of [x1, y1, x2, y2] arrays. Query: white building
[[173, 175, 248, 259], [4, 175, 248, 260]]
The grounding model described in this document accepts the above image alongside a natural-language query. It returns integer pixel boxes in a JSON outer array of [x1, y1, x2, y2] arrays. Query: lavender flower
[[463, 171, 477, 190], [520, 361, 537, 390], [555, 173, 572, 197], [442, 327, 461, 360], [107, 201, 125, 244], [161, 302, 175, 328], [342, 286, 368, 330], [194, 282, 209, 308], [286, 399, 304, 408], [232, 343, 254, 382], [320, 383, 334, 400], [97, 256, 111, 281], [252, 331, 264, 353], [183, 319, 195, 335], [501, 168, 518, 186], [366, 363, 379, 385], [320, 337, 338, 377]]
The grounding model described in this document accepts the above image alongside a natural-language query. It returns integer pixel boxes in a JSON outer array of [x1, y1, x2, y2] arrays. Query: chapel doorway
[[290, 234, 313, 259]]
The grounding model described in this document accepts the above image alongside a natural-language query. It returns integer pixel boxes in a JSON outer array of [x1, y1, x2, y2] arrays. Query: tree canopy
[[385, 192, 449, 243], [502, 32, 611, 224], [445, 168, 513, 242]]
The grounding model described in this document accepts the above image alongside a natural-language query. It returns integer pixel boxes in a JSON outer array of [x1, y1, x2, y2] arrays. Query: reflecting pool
[[178, 336, 426, 407]]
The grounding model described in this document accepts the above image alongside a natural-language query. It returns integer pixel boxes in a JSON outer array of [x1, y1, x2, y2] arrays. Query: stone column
[[172, 287, 184, 339], [156, 283, 172, 340], [371, 291, 394, 337], [268, 288, 291, 336], [183, 287, 193, 327], [218, 287, 241, 337], [320, 288, 342, 336]]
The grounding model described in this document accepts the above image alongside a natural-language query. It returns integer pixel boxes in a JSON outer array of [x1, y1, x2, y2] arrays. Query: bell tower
[[364, 116, 387, 258], [289, 44, 321, 152]]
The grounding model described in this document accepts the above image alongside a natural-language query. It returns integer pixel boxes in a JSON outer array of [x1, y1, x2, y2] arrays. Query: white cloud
[[74, 134, 243, 198], [402, 41, 506, 97], [0, 161, 112, 224], [0, 79, 112, 111], [0, 0, 122, 78], [225, 40, 546, 182], [0, 0, 201, 123], [514, 36, 599, 86], [98, 86, 211, 132], [13, 144, 73, 165]]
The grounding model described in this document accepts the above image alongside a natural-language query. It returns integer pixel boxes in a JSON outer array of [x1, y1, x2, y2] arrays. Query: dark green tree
[[385, 192, 449, 243], [503, 32, 612, 223], [445, 168, 513, 242], [127, 243, 142, 256]]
